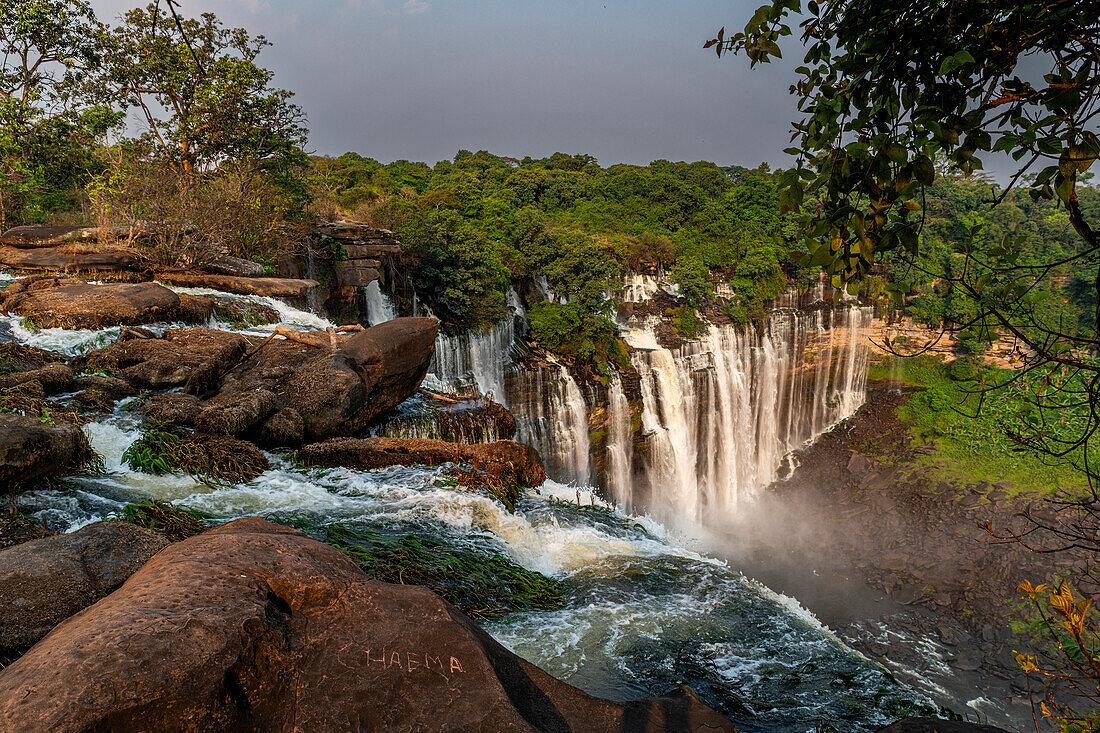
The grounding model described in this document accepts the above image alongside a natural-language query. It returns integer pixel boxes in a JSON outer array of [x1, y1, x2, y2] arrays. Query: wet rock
[[74, 374, 136, 399], [0, 514, 49, 550], [259, 408, 304, 447], [194, 388, 278, 436], [82, 327, 242, 390], [2, 282, 203, 329], [0, 518, 736, 732], [155, 272, 319, 298], [875, 719, 1009, 732], [140, 392, 203, 427], [0, 521, 168, 656], [174, 293, 216, 323], [951, 647, 984, 671], [298, 437, 547, 487], [0, 414, 94, 499], [0, 363, 73, 394], [85, 319, 438, 443]]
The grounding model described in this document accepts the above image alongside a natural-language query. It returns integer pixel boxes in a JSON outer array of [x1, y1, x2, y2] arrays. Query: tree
[[93, 4, 307, 179], [708, 0, 1100, 478], [0, 0, 116, 229]]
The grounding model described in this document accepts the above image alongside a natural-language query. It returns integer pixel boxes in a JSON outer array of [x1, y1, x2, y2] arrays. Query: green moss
[[274, 518, 568, 620]]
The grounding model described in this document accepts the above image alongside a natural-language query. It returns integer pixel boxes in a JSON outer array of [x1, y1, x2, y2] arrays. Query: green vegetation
[[122, 430, 267, 482], [311, 152, 804, 363], [112, 500, 211, 541], [276, 518, 567, 621], [870, 355, 1088, 494]]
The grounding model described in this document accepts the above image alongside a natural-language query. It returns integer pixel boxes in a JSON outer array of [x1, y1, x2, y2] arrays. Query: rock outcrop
[[155, 272, 318, 298], [0, 414, 93, 499], [82, 318, 438, 443], [0, 522, 168, 656], [1, 280, 212, 329], [297, 437, 546, 487], [0, 519, 736, 732], [0, 245, 138, 272]]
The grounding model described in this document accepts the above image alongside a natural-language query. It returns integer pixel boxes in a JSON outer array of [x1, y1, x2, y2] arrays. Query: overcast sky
[[92, 0, 804, 169]]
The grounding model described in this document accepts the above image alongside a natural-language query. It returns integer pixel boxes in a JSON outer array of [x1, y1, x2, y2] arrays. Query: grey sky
[[93, 0, 802, 169]]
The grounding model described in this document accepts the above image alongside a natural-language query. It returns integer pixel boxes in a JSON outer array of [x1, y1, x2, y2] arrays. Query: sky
[[92, 0, 803, 169]]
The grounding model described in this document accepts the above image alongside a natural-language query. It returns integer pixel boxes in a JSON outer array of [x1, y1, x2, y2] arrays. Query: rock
[[0, 514, 49, 550], [0, 521, 168, 656], [0, 245, 138, 272], [259, 408, 305, 447], [0, 414, 94, 499], [875, 719, 1009, 732], [84, 319, 438, 443], [298, 437, 547, 487], [0, 225, 98, 248], [155, 272, 319, 298], [951, 647, 984, 671], [846, 452, 874, 474], [203, 255, 265, 278], [0, 363, 73, 394], [82, 327, 243, 390], [0, 519, 736, 732], [140, 392, 203, 427], [174, 293, 216, 324], [2, 282, 205, 329], [73, 375, 136, 399], [219, 317, 439, 442], [194, 388, 278, 436]]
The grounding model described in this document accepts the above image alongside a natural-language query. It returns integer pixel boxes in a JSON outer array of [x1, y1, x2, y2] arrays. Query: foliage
[[92, 4, 306, 178], [122, 430, 267, 483], [527, 300, 627, 371], [713, 0, 1100, 482], [112, 499, 211, 541], [1015, 579, 1100, 730], [0, 0, 120, 228], [279, 518, 568, 621]]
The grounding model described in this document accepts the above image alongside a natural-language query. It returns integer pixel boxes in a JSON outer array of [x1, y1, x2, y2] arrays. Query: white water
[[605, 377, 634, 509], [512, 366, 592, 484], [619, 307, 872, 528], [362, 281, 397, 326], [429, 287, 525, 403]]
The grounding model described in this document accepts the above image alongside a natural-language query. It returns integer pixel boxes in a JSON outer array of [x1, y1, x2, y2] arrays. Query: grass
[[276, 517, 568, 621], [122, 430, 268, 482], [869, 355, 1089, 495], [112, 500, 212, 541]]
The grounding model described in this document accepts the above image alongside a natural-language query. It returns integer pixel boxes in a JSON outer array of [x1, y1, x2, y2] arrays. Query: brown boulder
[[0, 521, 168, 656], [0, 362, 73, 394], [140, 392, 203, 426], [0, 514, 49, 550], [82, 327, 244, 390], [3, 282, 206, 329], [0, 414, 94, 499], [298, 437, 546, 487], [0, 518, 736, 732], [155, 272, 319, 298], [0, 225, 98, 248]]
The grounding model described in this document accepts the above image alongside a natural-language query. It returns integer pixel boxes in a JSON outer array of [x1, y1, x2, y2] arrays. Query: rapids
[[5, 274, 943, 731]]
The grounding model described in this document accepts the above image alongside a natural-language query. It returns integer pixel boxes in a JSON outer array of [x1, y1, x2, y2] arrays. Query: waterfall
[[512, 366, 591, 484], [624, 305, 872, 528], [362, 280, 397, 326], [605, 378, 634, 509]]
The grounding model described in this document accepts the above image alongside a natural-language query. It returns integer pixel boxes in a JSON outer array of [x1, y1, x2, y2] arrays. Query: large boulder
[[0, 414, 93, 498], [0, 518, 736, 732], [2, 281, 211, 329], [0, 521, 168, 656], [80, 319, 438, 441], [298, 437, 547, 487]]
